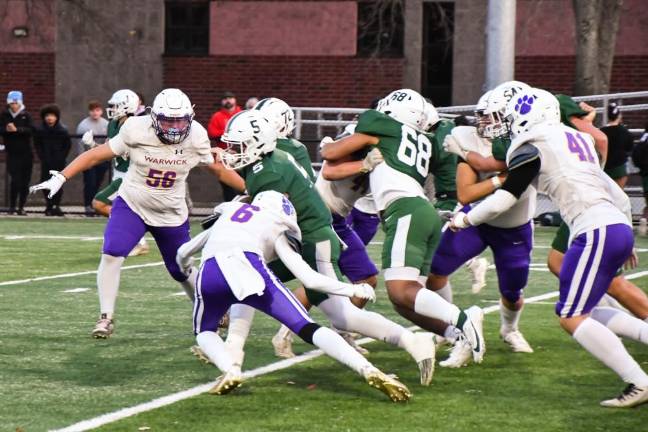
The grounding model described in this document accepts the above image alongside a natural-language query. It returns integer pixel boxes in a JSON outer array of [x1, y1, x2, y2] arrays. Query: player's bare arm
[[570, 116, 608, 166], [463, 151, 507, 173], [320, 132, 379, 161], [205, 158, 246, 193], [456, 162, 507, 205]]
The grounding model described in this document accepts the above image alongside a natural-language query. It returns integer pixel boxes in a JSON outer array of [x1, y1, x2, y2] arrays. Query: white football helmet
[[253, 97, 295, 138], [106, 89, 139, 120], [377, 89, 428, 131], [150, 88, 194, 145], [480, 81, 532, 138], [221, 110, 277, 170], [252, 190, 298, 227], [423, 102, 440, 132], [503, 88, 560, 137]]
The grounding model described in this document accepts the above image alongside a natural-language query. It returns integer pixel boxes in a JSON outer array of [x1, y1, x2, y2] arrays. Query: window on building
[[421, 2, 454, 106], [165, 1, 210, 55], [357, 0, 404, 58]]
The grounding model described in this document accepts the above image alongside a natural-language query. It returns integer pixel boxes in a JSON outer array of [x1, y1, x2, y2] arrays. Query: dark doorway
[[421, 2, 455, 106]]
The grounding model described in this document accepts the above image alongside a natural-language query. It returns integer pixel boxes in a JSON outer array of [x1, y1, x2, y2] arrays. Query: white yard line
[[49, 288, 572, 432], [0, 262, 164, 287], [2, 235, 104, 241]]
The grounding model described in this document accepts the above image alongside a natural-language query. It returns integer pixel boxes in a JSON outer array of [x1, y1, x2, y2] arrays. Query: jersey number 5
[[397, 125, 432, 177]]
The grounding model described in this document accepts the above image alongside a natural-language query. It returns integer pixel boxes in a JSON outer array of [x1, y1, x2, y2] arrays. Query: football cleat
[[363, 368, 412, 402], [339, 331, 369, 356], [272, 328, 295, 359], [92, 314, 114, 339], [407, 333, 436, 386], [468, 257, 489, 293], [191, 345, 211, 365], [462, 306, 486, 363], [439, 337, 472, 368], [209, 370, 244, 396], [600, 384, 648, 408], [501, 330, 534, 353]]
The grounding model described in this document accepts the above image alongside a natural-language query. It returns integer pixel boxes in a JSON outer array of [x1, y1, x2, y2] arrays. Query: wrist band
[[491, 176, 502, 189]]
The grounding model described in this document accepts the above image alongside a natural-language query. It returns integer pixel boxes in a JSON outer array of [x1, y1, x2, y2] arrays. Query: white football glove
[[319, 136, 334, 150], [443, 135, 468, 159], [176, 253, 194, 277], [81, 130, 95, 148], [29, 171, 66, 198], [352, 283, 376, 303], [361, 148, 384, 173], [449, 211, 471, 231]]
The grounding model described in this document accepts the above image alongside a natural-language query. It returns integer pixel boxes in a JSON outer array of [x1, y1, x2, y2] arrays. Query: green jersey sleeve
[[107, 119, 130, 173], [355, 110, 402, 138], [430, 120, 457, 194], [244, 165, 287, 197], [556, 94, 587, 129], [492, 137, 511, 161], [276, 138, 315, 181]]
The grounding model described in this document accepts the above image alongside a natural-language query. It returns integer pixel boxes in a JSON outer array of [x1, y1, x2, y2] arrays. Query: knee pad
[[297, 322, 321, 345]]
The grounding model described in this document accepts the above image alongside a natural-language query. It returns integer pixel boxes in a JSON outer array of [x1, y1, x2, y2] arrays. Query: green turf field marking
[[48, 289, 564, 432], [0, 262, 165, 287]]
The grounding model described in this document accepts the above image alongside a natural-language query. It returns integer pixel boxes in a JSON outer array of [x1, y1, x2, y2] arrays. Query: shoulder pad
[[508, 143, 539, 170]]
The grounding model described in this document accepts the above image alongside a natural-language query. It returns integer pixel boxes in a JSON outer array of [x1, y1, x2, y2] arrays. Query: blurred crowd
[[2, 89, 648, 217]]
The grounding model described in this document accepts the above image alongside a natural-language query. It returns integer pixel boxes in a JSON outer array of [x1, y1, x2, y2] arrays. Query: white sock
[[591, 307, 648, 345], [225, 304, 255, 368], [179, 267, 197, 302], [312, 327, 373, 376], [318, 296, 405, 346], [573, 318, 648, 387], [138, 236, 147, 247], [413, 288, 461, 325], [97, 254, 125, 318], [196, 331, 236, 373], [465, 258, 476, 268], [500, 300, 522, 334], [435, 281, 453, 303]]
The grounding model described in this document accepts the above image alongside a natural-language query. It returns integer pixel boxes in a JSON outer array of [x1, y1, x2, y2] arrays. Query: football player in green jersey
[[253, 97, 315, 181], [450, 82, 648, 324], [321, 89, 486, 364], [219, 109, 438, 387]]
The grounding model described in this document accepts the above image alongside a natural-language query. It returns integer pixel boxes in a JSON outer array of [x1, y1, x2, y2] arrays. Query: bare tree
[[573, 0, 623, 95]]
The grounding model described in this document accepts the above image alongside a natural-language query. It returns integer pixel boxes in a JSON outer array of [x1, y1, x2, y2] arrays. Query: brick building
[[1, 0, 648, 206]]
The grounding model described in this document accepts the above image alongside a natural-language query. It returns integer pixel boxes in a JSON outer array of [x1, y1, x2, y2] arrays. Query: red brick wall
[[516, 55, 648, 127], [163, 55, 403, 125], [0, 52, 56, 116]]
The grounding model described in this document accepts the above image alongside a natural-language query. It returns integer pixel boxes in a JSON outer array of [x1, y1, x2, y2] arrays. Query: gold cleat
[[365, 370, 412, 402], [209, 371, 243, 395], [418, 358, 435, 387], [190, 345, 211, 365]]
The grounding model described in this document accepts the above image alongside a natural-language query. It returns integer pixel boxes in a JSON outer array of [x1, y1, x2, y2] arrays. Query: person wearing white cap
[[0, 90, 34, 215]]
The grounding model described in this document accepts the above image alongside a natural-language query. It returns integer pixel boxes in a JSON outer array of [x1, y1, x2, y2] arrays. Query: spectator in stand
[[245, 96, 260, 110], [76, 100, 109, 216], [207, 91, 242, 201], [601, 102, 634, 188], [34, 104, 71, 216], [0, 90, 34, 215]]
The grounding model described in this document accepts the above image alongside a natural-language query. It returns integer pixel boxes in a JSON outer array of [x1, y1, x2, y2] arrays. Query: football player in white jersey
[[30, 88, 244, 338], [176, 191, 411, 401], [449, 88, 648, 408], [433, 88, 536, 367]]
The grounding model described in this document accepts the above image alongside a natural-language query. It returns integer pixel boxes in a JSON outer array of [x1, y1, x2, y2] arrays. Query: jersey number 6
[[397, 124, 432, 177], [146, 169, 177, 188]]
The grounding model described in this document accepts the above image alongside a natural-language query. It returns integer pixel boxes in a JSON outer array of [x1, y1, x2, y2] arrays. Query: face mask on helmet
[[220, 111, 277, 170], [221, 138, 259, 170], [152, 113, 194, 145]]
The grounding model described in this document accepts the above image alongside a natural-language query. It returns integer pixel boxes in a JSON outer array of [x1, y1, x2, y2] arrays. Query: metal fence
[[292, 90, 648, 219]]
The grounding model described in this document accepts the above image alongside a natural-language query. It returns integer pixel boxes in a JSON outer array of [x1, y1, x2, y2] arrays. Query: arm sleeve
[[108, 127, 130, 156], [275, 234, 354, 297], [176, 229, 211, 268]]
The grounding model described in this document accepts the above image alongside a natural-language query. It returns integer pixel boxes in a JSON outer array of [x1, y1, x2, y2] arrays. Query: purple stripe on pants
[[556, 224, 634, 318], [102, 196, 190, 281], [194, 252, 314, 335], [333, 212, 379, 282]]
